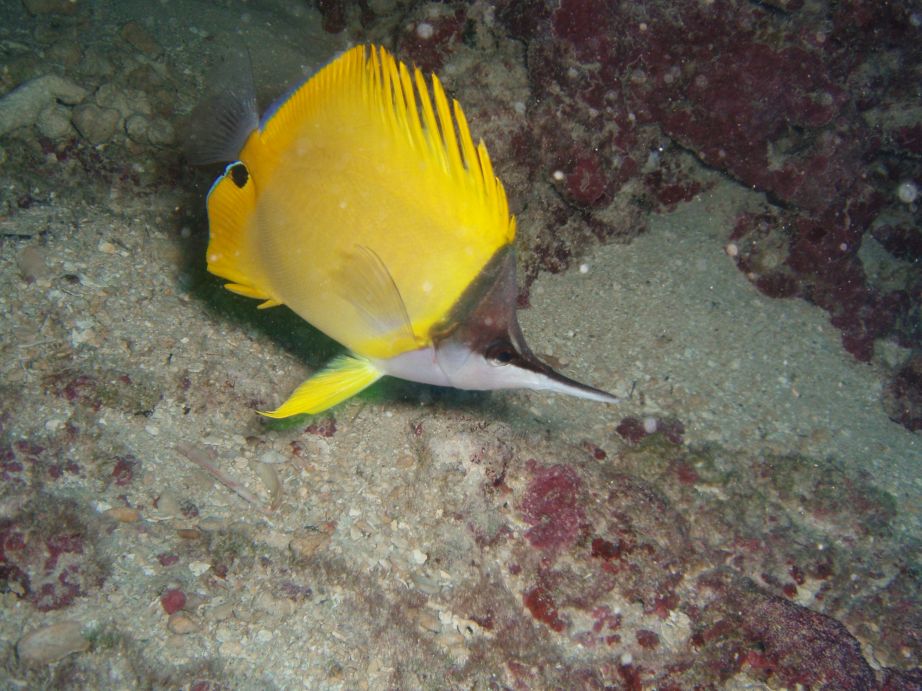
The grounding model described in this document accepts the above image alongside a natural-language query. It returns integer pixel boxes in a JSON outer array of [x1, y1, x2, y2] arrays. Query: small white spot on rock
[[255, 629, 274, 643], [897, 180, 918, 204], [416, 22, 434, 39], [188, 560, 211, 577]]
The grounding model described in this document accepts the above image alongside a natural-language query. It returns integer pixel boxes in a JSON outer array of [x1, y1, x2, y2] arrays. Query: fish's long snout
[[517, 350, 619, 404]]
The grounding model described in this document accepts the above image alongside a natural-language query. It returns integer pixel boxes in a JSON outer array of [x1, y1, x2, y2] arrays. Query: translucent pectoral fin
[[335, 244, 417, 345], [259, 354, 383, 418]]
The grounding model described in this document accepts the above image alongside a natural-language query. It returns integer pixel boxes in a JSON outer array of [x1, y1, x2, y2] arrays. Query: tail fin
[[183, 50, 259, 165]]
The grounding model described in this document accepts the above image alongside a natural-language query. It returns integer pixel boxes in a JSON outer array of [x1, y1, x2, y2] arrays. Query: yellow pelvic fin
[[259, 354, 383, 418], [205, 161, 280, 308]]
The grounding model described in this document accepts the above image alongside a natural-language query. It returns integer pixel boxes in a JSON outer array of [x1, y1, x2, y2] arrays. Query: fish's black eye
[[485, 340, 516, 365], [229, 163, 249, 188]]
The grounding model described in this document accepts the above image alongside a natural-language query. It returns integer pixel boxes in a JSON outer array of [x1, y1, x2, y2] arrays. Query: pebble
[[125, 113, 175, 147], [0, 75, 87, 137], [155, 491, 181, 518], [209, 601, 236, 622], [897, 180, 918, 204], [197, 517, 227, 531], [188, 560, 211, 576], [17, 245, 48, 282], [22, 0, 79, 16], [160, 588, 186, 614], [105, 506, 140, 522], [47, 40, 82, 67], [252, 591, 295, 617], [252, 461, 280, 506], [167, 612, 200, 635], [17, 620, 88, 665], [71, 103, 119, 145], [259, 449, 287, 465], [36, 103, 74, 140], [219, 640, 243, 657], [95, 83, 151, 119], [119, 21, 162, 58], [289, 529, 331, 558], [254, 629, 273, 644], [416, 610, 441, 633]]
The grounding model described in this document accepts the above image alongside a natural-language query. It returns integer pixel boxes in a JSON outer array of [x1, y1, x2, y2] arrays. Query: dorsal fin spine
[[398, 62, 424, 153], [413, 67, 446, 173], [454, 100, 479, 191], [432, 74, 463, 181]]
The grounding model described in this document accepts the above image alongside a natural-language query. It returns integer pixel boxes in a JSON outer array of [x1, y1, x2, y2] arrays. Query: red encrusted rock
[[636, 629, 659, 649], [615, 416, 684, 445], [844, 566, 921, 669], [157, 553, 179, 567], [590, 536, 620, 561], [523, 584, 567, 632], [564, 152, 610, 207], [498, 1, 921, 361], [160, 588, 186, 615], [444, 422, 902, 686], [615, 416, 647, 444], [872, 224, 922, 263], [305, 416, 337, 438], [111, 455, 136, 486], [730, 202, 912, 361], [882, 352, 922, 431], [742, 592, 875, 688], [520, 462, 585, 554], [696, 571, 876, 689], [316, 0, 346, 33], [881, 667, 922, 691], [0, 498, 106, 611], [397, 6, 466, 73]]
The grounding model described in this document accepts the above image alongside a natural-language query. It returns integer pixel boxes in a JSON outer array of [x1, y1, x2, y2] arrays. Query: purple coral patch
[[521, 463, 585, 554]]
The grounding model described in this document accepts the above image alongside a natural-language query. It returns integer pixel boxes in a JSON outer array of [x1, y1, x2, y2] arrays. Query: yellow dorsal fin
[[205, 161, 281, 308], [252, 45, 515, 252], [260, 354, 383, 418]]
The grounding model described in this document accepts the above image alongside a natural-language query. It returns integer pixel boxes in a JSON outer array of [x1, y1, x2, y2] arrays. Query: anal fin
[[259, 354, 383, 418]]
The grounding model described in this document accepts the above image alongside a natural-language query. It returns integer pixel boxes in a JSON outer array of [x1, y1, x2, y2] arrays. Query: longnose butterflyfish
[[196, 44, 617, 417]]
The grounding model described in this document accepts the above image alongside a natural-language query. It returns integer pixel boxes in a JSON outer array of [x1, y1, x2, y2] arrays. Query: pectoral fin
[[335, 244, 417, 348], [259, 354, 383, 418]]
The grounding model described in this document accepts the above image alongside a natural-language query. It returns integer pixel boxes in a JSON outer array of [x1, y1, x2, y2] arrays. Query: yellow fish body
[[196, 45, 616, 417]]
